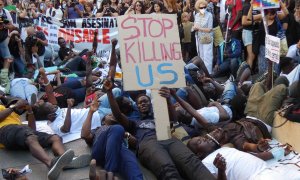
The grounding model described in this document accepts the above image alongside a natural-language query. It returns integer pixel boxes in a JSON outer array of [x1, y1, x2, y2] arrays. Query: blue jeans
[[221, 81, 237, 103], [13, 57, 26, 75], [213, 58, 239, 78], [258, 46, 279, 75], [60, 79, 85, 103], [171, 88, 188, 104], [92, 125, 143, 180]]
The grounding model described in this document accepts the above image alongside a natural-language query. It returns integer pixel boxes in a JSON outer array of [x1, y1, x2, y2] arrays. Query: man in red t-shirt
[[225, 0, 243, 39]]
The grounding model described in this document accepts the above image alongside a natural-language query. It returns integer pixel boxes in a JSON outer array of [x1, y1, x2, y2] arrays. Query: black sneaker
[[63, 154, 92, 170], [48, 149, 74, 180]]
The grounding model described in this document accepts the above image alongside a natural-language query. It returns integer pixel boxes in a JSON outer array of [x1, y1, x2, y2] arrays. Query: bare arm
[[81, 99, 98, 146], [171, 90, 209, 128], [39, 68, 58, 105], [60, 98, 74, 133]]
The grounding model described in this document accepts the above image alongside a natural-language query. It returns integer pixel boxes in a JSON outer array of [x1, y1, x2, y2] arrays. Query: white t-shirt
[[49, 108, 102, 137], [286, 44, 300, 62], [202, 147, 267, 180], [280, 64, 300, 85], [191, 105, 232, 129]]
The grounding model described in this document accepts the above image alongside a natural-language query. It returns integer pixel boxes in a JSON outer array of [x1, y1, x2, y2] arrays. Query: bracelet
[[43, 81, 50, 86]]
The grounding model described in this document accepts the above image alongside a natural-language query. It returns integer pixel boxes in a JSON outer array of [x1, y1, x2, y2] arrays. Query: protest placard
[[117, 14, 186, 140], [36, 16, 119, 57], [253, 0, 280, 10], [265, 34, 280, 63]]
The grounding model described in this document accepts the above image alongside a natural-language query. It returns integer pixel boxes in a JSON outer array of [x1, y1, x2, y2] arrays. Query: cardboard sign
[[117, 14, 186, 91], [253, 0, 280, 10], [265, 34, 280, 63]]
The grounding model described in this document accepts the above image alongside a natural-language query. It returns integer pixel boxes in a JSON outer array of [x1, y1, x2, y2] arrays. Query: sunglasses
[[199, 6, 206, 9]]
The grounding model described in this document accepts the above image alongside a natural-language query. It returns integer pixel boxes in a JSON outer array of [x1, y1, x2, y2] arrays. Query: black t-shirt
[[258, 19, 278, 46], [127, 114, 157, 144], [58, 47, 72, 60], [242, 2, 260, 30]]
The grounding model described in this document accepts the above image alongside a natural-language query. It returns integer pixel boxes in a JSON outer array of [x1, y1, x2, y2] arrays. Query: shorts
[[0, 38, 12, 59], [0, 124, 54, 150], [242, 29, 253, 46]]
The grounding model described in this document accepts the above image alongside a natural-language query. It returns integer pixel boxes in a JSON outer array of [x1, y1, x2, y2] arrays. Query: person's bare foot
[[89, 159, 99, 180]]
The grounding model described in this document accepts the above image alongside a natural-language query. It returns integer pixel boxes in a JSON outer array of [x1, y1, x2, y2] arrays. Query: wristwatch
[[8, 104, 16, 112]]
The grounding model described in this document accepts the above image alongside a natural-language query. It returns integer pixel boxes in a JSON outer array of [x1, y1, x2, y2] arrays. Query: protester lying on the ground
[[170, 89, 285, 160], [201, 145, 299, 180], [213, 30, 241, 78], [0, 98, 77, 180], [89, 159, 119, 180], [236, 61, 252, 87], [286, 38, 300, 63], [245, 76, 289, 126], [105, 81, 216, 179], [81, 98, 143, 180], [279, 57, 300, 85]]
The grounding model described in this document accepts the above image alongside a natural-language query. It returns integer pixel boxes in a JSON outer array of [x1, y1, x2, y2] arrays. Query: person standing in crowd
[[64, 0, 84, 19], [125, 1, 145, 15], [242, 0, 258, 71], [4, 0, 17, 24], [248, 2, 289, 74], [83, 1, 95, 17], [0, 0, 16, 63], [193, 0, 214, 74], [110, 0, 120, 13], [150, 1, 164, 14], [181, 12, 193, 62], [25, 26, 48, 67], [285, 0, 300, 46], [225, 0, 243, 40], [96, 0, 119, 17]]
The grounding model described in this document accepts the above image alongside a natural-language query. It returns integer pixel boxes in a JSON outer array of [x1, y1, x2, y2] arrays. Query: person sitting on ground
[[0, 98, 76, 180], [213, 30, 241, 78], [57, 37, 87, 77]]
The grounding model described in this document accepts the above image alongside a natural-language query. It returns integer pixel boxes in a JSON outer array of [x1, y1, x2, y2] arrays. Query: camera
[[70, 0, 79, 7], [0, 15, 9, 25], [104, 8, 111, 14], [150, 1, 154, 5]]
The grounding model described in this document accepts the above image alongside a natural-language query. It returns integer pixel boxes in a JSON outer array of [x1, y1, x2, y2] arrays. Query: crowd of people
[[0, 0, 300, 179]]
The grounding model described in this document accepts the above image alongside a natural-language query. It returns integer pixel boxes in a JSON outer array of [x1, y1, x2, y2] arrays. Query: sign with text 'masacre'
[[117, 14, 186, 91]]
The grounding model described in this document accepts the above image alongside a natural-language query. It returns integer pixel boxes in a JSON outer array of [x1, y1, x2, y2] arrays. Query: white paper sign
[[265, 34, 280, 63]]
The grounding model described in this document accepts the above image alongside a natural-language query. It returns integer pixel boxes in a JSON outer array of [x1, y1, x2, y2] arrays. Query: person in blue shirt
[[213, 30, 241, 78]]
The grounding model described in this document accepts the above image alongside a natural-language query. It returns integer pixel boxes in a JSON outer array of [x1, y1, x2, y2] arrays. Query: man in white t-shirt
[[286, 39, 300, 63], [203, 146, 300, 180]]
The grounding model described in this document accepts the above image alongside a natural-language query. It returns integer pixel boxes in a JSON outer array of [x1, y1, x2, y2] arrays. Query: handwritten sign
[[117, 14, 186, 140], [253, 0, 280, 10], [47, 24, 58, 45], [265, 34, 280, 63], [117, 14, 186, 91]]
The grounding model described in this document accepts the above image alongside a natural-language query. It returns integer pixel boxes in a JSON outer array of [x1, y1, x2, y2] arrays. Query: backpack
[[284, 103, 300, 122]]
